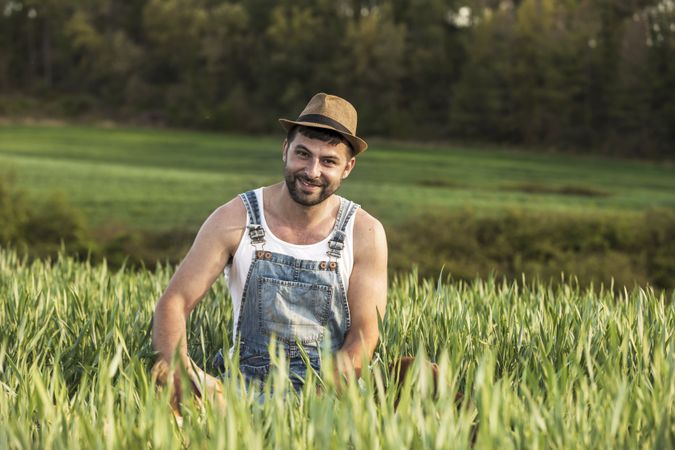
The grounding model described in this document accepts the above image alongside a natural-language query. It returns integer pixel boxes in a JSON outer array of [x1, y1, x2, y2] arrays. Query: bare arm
[[336, 210, 388, 379], [152, 198, 246, 368]]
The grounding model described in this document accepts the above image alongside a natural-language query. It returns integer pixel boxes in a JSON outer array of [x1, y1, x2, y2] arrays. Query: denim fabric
[[214, 190, 358, 392]]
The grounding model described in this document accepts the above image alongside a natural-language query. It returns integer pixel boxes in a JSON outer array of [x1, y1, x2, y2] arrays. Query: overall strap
[[239, 190, 266, 247], [326, 198, 360, 259]]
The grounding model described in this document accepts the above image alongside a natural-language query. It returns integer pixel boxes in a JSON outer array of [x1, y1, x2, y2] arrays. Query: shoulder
[[353, 208, 385, 236], [352, 208, 387, 259], [197, 196, 247, 254], [209, 195, 247, 224]]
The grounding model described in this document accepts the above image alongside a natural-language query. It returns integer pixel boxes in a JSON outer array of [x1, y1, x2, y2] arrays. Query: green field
[[1, 127, 673, 447], [1, 125, 674, 230], [0, 249, 672, 449]]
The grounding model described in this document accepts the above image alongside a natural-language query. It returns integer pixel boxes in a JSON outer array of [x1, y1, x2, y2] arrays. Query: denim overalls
[[214, 190, 359, 391]]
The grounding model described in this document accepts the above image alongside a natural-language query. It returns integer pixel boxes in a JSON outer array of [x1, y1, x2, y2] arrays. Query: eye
[[323, 158, 338, 166]]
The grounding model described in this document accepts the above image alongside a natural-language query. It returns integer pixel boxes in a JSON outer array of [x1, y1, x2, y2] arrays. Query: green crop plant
[[0, 249, 672, 449]]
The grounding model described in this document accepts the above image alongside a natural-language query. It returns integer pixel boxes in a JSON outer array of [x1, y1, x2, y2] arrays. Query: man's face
[[282, 133, 356, 207]]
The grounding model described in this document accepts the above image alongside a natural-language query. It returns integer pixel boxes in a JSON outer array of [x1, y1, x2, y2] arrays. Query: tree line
[[1, 0, 673, 157]]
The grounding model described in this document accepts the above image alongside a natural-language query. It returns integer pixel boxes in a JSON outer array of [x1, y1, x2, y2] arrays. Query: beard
[[284, 171, 339, 207]]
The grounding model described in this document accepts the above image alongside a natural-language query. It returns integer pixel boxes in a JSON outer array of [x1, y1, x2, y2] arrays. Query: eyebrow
[[294, 144, 341, 160]]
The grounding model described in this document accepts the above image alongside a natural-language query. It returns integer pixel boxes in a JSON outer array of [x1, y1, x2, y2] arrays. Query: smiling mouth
[[298, 178, 323, 189]]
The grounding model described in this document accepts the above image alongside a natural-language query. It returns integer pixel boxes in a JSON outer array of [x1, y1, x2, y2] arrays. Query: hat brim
[[279, 118, 368, 155]]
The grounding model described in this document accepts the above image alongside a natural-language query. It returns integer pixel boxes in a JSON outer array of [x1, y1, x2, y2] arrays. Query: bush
[[3, 173, 673, 288], [22, 193, 91, 257], [91, 224, 193, 269], [0, 172, 30, 243], [388, 208, 675, 290], [0, 174, 91, 258], [0, 173, 193, 269], [643, 208, 675, 289]]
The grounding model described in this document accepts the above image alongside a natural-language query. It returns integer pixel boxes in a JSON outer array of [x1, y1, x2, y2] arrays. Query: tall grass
[[0, 249, 672, 449]]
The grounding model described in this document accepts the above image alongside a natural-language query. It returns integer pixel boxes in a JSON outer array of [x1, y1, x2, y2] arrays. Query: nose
[[304, 157, 321, 179]]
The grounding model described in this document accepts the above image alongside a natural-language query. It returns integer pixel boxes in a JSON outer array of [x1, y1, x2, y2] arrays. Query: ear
[[282, 139, 288, 162], [341, 157, 356, 179]]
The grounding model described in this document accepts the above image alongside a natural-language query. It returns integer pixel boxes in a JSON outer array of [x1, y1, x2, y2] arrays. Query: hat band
[[296, 114, 352, 135]]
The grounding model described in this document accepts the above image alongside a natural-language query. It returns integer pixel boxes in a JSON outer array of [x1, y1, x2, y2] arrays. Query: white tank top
[[224, 188, 357, 341]]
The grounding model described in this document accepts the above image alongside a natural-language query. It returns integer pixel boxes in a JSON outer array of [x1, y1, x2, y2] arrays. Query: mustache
[[296, 175, 325, 187]]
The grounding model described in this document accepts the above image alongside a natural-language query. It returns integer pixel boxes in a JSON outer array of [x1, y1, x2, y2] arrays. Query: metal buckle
[[328, 240, 344, 251], [248, 225, 265, 243]]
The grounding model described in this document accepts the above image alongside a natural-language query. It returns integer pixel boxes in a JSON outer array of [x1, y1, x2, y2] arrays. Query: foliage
[[89, 224, 194, 269], [0, 171, 192, 268], [0, 172, 90, 257], [0, 0, 673, 156], [0, 249, 672, 448], [389, 207, 675, 290], [3, 162, 675, 288], [0, 172, 29, 243]]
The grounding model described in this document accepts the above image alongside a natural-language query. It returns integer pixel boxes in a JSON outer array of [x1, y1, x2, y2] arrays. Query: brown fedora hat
[[279, 93, 368, 155]]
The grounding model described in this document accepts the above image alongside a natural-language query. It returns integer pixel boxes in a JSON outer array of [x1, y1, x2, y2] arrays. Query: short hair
[[287, 125, 355, 157]]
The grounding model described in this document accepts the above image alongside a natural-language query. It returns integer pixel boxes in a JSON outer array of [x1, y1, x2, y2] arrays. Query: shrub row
[[0, 173, 89, 257], [389, 208, 675, 290], [0, 174, 192, 269], [2, 174, 673, 290]]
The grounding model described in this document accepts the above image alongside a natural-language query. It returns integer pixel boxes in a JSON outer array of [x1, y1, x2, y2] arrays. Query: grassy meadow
[[1, 124, 674, 230], [0, 249, 672, 449]]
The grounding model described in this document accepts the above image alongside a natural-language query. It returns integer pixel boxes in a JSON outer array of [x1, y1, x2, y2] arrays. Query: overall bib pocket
[[257, 276, 332, 344]]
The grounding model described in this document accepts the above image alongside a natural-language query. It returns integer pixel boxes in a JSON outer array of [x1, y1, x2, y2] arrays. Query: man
[[152, 93, 388, 400]]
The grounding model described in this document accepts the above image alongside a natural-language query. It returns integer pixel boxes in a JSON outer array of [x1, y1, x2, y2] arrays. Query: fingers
[[189, 363, 225, 411], [151, 360, 184, 419], [150, 359, 171, 385]]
